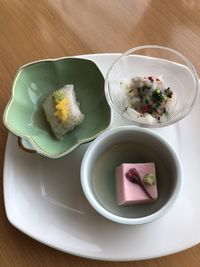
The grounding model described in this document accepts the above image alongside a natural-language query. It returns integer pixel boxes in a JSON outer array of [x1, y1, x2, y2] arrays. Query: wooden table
[[1, 1, 200, 266]]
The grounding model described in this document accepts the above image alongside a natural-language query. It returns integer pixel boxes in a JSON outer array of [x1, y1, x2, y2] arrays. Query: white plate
[[3, 54, 200, 261]]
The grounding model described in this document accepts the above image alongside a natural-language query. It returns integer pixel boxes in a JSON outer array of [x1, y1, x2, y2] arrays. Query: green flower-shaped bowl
[[3, 58, 111, 158]]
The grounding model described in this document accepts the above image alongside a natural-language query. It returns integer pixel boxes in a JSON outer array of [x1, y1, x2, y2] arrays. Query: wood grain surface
[[1, 0, 200, 266]]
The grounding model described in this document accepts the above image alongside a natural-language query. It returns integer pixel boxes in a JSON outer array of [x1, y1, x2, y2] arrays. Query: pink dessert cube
[[116, 163, 158, 205]]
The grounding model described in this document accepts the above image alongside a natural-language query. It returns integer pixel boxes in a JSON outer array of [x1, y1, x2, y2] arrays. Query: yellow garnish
[[54, 98, 69, 122]]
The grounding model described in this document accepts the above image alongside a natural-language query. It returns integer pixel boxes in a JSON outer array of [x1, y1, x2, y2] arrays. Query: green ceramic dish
[[3, 58, 111, 158]]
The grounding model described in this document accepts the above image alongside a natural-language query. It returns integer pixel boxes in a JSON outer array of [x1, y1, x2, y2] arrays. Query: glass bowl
[[105, 45, 199, 128]]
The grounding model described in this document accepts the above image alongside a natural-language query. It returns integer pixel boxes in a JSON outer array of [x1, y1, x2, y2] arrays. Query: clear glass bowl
[[105, 45, 199, 128]]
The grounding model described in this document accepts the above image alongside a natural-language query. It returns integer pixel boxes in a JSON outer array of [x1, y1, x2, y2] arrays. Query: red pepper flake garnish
[[140, 105, 149, 113], [148, 76, 153, 82]]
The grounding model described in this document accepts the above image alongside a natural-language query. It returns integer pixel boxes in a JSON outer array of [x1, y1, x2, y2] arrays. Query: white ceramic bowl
[[81, 126, 182, 225]]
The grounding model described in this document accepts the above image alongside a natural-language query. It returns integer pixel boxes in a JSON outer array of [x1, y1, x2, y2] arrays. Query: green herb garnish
[[52, 90, 65, 103], [143, 173, 156, 185]]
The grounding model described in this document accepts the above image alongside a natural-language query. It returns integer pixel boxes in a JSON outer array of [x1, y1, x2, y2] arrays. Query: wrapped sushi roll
[[43, 84, 84, 139]]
